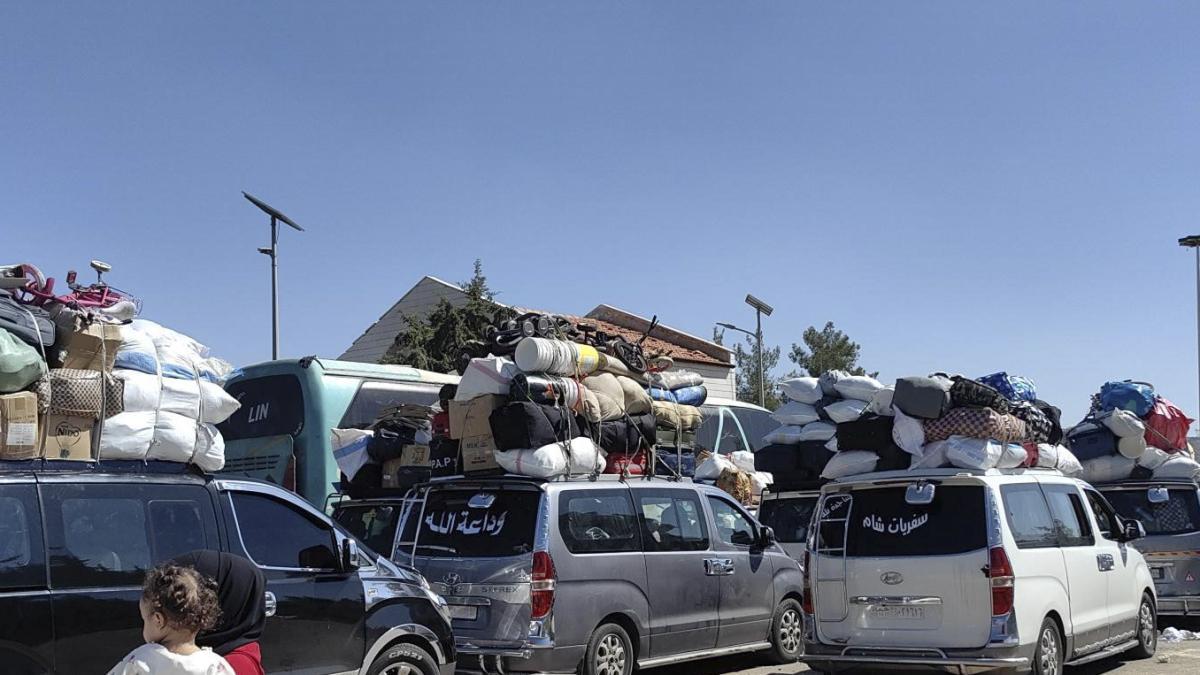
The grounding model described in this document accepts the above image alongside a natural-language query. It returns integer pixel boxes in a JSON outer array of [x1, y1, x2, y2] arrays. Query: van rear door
[[813, 482, 991, 649], [399, 484, 544, 649]]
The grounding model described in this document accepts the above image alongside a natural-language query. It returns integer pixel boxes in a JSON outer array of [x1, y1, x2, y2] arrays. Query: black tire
[[1129, 593, 1158, 659], [766, 598, 805, 664], [367, 643, 439, 675], [582, 623, 634, 675], [1031, 617, 1063, 675]]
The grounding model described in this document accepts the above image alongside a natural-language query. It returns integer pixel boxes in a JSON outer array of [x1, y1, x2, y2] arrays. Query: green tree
[[715, 327, 783, 410], [381, 260, 512, 372], [788, 321, 877, 378]]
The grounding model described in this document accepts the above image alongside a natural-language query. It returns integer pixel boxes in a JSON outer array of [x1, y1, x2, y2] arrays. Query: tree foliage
[[788, 321, 876, 378], [381, 260, 511, 372], [715, 327, 784, 410]]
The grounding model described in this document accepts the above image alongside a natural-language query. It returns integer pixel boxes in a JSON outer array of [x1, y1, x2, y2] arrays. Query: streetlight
[[243, 192, 304, 360], [717, 293, 774, 407], [1179, 235, 1200, 424]]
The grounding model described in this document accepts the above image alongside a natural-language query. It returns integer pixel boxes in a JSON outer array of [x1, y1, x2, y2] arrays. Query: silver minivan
[[757, 490, 820, 562], [1098, 478, 1200, 617], [335, 475, 804, 675]]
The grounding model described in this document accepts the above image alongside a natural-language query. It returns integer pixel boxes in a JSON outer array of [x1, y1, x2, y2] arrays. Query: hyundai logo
[[881, 572, 904, 585]]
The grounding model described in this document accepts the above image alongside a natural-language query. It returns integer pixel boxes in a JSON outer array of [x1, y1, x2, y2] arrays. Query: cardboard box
[[55, 321, 122, 372], [0, 392, 40, 460], [40, 414, 95, 460], [448, 395, 505, 440], [399, 444, 431, 467], [460, 436, 500, 472]]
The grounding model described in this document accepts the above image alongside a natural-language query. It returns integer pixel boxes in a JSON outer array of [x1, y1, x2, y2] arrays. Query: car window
[[758, 496, 816, 544], [232, 492, 338, 569], [338, 380, 440, 429], [840, 485, 987, 557], [406, 488, 541, 558], [708, 496, 757, 547], [1104, 488, 1200, 536], [0, 486, 45, 590], [1000, 484, 1058, 549], [1042, 485, 1093, 547], [334, 503, 401, 558], [560, 490, 641, 554], [732, 407, 776, 451], [45, 484, 218, 588], [637, 491, 709, 552], [1085, 490, 1120, 540]]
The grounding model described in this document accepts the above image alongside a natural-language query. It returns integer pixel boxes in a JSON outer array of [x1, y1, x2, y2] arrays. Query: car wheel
[[1032, 617, 1063, 675], [1129, 593, 1157, 659], [367, 643, 439, 675], [583, 623, 633, 675], [766, 598, 805, 664]]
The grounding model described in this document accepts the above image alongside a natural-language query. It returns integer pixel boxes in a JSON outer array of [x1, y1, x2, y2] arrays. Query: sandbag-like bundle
[[821, 451, 878, 480], [780, 377, 822, 404], [647, 370, 704, 390], [494, 437, 605, 478], [1081, 455, 1137, 484], [797, 421, 838, 442], [824, 399, 868, 424], [834, 375, 885, 402], [653, 401, 703, 432], [865, 387, 895, 416], [772, 401, 819, 426], [456, 356, 519, 400], [891, 408, 926, 456], [40, 368, 124, 419]]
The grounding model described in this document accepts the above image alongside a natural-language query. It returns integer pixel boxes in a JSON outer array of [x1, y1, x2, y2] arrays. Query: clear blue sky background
[[4, 2, 1199, 426]]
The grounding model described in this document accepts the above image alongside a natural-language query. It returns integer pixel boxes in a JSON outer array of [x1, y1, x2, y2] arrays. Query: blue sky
[[4, 2, 1200, 425]]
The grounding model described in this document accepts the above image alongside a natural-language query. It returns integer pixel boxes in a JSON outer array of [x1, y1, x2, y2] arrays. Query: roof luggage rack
[[0, 458, 205, 476]]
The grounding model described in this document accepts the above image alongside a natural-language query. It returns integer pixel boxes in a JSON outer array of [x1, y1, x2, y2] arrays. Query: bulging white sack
[[866, 387, 895, 417], [193, 424, 226, 472], [834, 375, 885, 402], [695, 453, 736, 481], [892, 408, 926, 456], [98, 411, 155, 460], [946, 436, 1002, 470], [455, 356, 519, 400], [1035, 443, 1084, 477], [772, 401, 820, 426], [116, 369, 240, 424], [731, 450, 757, 473], [750, 471, 774, 494], [764, 425, 806, 445], [1103, 410, 1146, 439], [822, 451, 879, 479], [1154, 455, 1200, 481], [1138, 447, 1172, 471], [779, 377, 822, 405], [494, 437, 606, 478], [797, 422, 837, 442], [825, 436, 838, 452], [1117, 434, 1147, 459], [911, 440, 951, 469], [1081, 455, 1136, 484], [824, 399, 868, 424]]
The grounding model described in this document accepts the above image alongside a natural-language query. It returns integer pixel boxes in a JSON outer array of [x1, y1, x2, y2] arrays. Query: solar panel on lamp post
[[243, 192, 305, 360]]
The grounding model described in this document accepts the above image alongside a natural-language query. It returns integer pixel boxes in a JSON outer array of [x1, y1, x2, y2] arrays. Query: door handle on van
[[264, 591, 277, 617], [1097, 554, 1115, 572]]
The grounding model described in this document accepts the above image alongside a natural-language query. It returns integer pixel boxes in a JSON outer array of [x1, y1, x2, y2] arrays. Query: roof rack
[[0, 459, 206, 476], [829, 466, 1066, 484]]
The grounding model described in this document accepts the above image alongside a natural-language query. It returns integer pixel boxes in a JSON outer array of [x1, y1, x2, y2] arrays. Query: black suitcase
[[0, 291, 55, 349]]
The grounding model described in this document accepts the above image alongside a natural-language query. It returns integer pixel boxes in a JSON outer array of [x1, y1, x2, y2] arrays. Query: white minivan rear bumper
[[802, 644, 1029, 674]]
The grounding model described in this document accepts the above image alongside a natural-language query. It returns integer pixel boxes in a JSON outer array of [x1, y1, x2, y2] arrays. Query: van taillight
[[801, 550, 813, 614], [988, 546, 1014, 616], [531, 551, 556, 620]]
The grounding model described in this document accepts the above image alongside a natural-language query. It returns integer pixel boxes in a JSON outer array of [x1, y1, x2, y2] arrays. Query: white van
[[802, 468, 1157, 674]]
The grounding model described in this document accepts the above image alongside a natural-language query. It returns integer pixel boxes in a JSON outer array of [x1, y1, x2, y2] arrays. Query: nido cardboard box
[[1, 392, 40, 460], [40, 413, 95, 460]]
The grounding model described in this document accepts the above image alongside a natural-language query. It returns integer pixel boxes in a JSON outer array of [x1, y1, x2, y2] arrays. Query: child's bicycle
[[10, 260, 142, 320]]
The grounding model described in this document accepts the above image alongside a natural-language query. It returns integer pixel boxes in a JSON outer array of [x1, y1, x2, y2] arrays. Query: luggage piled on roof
[[1, 263, 238, 468], [1069, 380, 1199, 484], [760, 370, 1081, 485]]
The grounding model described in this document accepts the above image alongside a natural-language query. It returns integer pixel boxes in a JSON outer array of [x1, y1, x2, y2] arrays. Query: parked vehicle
[[218, 358, 458, 508], [1097, 478, 1200, 617], [333, 475, 804, 675], [696, 397, 776, 454], [0, 461, 455, 675], [802, 467, 1157, 675], [757, 489, 820, 561]]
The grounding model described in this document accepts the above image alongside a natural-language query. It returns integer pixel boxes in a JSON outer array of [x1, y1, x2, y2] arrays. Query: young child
[[107, 563, 235, 675]]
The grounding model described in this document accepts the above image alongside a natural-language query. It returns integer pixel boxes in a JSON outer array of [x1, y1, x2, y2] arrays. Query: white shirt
[[107, 643, 235, 675]]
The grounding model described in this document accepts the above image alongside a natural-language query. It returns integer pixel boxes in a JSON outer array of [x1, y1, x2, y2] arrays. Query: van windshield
[[338, 380, 440, 429], [827, 485, 987, 557], [333, 503, 402, 558], [1103, 488, 1200, 536], [758, 496, 817, 543], [406, 489, 541, 558]]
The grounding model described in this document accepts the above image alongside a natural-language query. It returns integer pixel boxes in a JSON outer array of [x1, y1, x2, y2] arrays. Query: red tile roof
[[557, 314, 731, 368]]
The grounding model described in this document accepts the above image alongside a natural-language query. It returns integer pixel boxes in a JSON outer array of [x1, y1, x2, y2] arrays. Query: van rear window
[[408, 489, 541, 558], [835, 486, 986, 557], [758, 497, 817, 543], [1104, 489, 1200, 536]]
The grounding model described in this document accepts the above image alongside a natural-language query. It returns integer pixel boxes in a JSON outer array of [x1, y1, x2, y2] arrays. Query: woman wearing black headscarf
[[174, 550, 266, 675]]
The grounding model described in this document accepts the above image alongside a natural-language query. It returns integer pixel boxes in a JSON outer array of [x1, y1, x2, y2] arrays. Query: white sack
[[866, 387, 895, 417], [892, 408, 926, 456], [332, 428, 374, 481], [822, 451, 879, 479], [825, 436, 838, 452], [996, 443, 1029, 469], [98, 411, 155, 460], [117, 370, 161, 412], [750, 471, 774, 494], [1035, 443, 1084, 477], [797, 421, 838, 442], [819, 370, 848, 396], [116, 368, 239, 424], [455, 356, 519, 400], [1081, 455, 1136, 484], [1117, 434, 1147, 459], [910, 440, 951, 469], [772, 401, 820, 426], [494, 437, 606, 478], [731, 450, 757, 473], [779, 377, 822, 405], [146, 411, 203, 463], [1103, 410, 1146, 439], [834, 375, 885, 402], [946, 436, 1003, 470], [1138, 447, 1172, 471], [764, 425, 806, 446], [193, 424, 226, 472], [695, 453, 736, 481], [825, 399, 868, 424], [1154, 455, 1200, 481]]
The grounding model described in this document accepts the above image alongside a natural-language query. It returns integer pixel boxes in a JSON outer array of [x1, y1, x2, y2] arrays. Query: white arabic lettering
[[861, 513, 930, 537], [424, 510, 510, 537]]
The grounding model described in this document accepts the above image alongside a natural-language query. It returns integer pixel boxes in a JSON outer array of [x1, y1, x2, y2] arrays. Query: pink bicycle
[[11, 260, 141, 320]]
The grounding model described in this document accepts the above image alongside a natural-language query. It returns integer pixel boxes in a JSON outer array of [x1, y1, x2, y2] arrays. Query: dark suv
[[0, 462, 455, 675]]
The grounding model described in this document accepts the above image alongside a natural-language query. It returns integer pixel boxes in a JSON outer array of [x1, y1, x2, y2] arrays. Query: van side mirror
[[341, 537, 362, 571], [1122, 519, 1146, 542], [758, 526, 776, 548]]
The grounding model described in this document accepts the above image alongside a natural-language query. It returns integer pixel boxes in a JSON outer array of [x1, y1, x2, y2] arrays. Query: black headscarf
[[174, 550, 267, 655]]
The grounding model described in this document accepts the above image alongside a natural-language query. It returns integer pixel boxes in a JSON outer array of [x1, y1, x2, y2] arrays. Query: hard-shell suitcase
[[1066, 421, 1119, 461], [893, 376, 951, 419]]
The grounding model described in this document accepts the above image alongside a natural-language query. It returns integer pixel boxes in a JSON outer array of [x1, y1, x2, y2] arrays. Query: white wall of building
[[340, 277, 468, 362]]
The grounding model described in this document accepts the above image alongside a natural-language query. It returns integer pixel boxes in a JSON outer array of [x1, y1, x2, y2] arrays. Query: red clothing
[[223, 642, 264, 675]]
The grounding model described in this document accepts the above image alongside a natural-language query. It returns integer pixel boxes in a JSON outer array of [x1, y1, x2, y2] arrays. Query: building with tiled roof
[[340, 276, 737, 399]]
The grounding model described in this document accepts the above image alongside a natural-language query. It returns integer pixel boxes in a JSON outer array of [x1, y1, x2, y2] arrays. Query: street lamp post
[[1179, 236, 1200, 423], [243, 192, 305, 360], [717, 293, 774, 407]]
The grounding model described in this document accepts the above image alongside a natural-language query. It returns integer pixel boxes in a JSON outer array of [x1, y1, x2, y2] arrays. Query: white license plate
[[449, 605, 478, 621], [867, 605, 925, 620], [1151, 567, 1166, 580]]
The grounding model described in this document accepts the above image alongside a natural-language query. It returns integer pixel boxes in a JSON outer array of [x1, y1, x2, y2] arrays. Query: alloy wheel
[[1038, 625, 1059, 674], [778, 607, 803, 654], [595, 632, 627, 675], [382, 665, 413, 675], [1139, 600, 1156, 649]]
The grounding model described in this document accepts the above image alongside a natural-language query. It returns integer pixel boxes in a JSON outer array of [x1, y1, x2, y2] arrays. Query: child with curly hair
[[107, 563, 235, 675]]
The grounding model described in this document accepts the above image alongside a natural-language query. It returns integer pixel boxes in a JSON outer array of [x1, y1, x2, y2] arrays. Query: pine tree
[[715, 327, 783, 410], [788, 321, 877, 378]]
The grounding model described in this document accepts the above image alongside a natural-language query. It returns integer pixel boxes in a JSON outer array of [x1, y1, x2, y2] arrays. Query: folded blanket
[[652, 401, 704, 432]]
